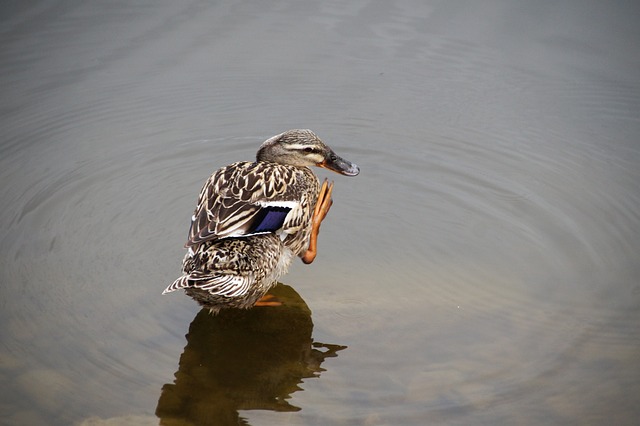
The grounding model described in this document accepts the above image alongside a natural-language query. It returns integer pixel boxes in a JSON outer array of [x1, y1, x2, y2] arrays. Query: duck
[[163, 129, 359, 313]]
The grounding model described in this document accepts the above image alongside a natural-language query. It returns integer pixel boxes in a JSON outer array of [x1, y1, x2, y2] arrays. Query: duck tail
[[162, 276, 191, 295]]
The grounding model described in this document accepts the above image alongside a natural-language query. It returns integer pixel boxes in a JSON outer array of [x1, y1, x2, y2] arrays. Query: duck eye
[[303, 147, 315, 153]]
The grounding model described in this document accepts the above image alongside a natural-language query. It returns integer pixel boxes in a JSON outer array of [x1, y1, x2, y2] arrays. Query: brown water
[[1, 1, 639, 425]]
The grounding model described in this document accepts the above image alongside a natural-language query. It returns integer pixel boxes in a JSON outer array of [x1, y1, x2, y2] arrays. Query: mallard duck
[[163, 129, 359, 313]]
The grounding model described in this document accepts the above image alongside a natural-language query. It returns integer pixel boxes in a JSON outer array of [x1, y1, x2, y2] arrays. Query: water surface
[[1, 1, 639, 425]]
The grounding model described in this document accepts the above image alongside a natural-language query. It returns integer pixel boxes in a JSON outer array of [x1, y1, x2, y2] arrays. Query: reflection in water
[[156, 284, 345, 425]]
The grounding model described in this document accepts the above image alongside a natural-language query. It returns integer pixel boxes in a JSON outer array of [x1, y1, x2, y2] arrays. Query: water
[[1, 1, 639, 425]]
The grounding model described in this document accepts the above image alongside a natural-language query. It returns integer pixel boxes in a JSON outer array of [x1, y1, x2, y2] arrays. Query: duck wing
[[186, 162, 315, 247]]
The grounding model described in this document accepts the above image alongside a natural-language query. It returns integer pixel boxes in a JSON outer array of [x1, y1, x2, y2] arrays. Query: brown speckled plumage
[[163, 129, 359, 314], [181, 235, 293, 312], [187, 161, 319, 256]]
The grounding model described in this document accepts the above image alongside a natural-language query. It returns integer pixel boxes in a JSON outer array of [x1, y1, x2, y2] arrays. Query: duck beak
[[319, 149, 360, 176]]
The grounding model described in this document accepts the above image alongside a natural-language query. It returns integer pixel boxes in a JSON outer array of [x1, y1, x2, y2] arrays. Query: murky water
[[1, 1, 639, 425]]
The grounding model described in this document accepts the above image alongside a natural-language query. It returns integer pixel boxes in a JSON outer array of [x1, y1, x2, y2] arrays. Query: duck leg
[[254, 293, 282, 307], [301, 179, 334, 264]]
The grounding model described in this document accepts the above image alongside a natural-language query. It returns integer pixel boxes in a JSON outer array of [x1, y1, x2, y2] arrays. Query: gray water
[[1, 1, 639, 425]]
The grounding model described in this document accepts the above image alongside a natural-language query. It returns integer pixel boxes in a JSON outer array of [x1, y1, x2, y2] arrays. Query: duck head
[[256, 129, 360, 176]]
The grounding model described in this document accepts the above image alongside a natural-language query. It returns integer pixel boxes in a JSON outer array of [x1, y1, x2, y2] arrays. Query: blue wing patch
[[250, 206, 291, 234]]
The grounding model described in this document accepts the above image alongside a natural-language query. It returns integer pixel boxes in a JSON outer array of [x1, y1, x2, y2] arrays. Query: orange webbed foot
[[301, 179, 334, 264], [254, 294, 282, 307]]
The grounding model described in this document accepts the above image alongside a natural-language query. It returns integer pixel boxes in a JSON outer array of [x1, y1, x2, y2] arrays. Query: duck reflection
[[156, 283, 346, 425]]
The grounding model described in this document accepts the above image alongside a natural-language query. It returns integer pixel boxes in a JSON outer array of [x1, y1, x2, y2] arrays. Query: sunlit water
[[1, 1, 639, 425]]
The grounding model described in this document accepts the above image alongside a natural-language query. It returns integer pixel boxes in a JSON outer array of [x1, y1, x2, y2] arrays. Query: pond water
[[1, 1, 639, 425]]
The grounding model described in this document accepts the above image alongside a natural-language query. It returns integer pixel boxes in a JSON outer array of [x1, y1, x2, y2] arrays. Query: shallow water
[[1, 1, 639, 425]]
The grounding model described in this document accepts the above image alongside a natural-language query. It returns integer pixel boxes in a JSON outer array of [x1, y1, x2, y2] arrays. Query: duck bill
[[319, 150, 360, 176]]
